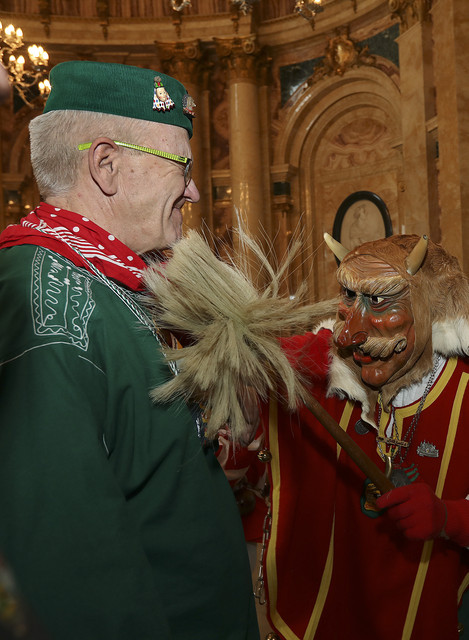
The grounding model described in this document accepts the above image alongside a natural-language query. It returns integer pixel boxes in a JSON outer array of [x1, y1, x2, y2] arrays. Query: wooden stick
[[303, 394, 395, 494]]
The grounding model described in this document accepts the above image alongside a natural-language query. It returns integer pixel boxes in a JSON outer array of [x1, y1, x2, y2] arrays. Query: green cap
[[43, 60, 194, 138]]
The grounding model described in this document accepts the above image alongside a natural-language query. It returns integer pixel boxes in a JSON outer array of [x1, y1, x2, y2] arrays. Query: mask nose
[[336, 307, 368, 349]]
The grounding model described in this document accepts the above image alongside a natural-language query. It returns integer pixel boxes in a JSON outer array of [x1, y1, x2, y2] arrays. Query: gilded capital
[[388, 0, 432, 31], [155, 40, 203, 86], [214, 35, 261, 83]]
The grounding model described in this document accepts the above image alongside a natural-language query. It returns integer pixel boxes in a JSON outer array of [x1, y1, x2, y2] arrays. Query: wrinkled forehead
[[337, 254, 409, 296]]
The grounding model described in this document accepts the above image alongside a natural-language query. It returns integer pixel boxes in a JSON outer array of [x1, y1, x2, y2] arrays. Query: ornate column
[[258, 51, 273, 240], [156, 40, 205, 232], [431, 0, 469, 271], [389, 0, 439, 239], [214, 35, 266, 240], [271, 164, 297, 295]]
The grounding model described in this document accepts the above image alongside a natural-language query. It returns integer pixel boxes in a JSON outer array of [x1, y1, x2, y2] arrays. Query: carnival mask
[[334, 254, 416, 388]]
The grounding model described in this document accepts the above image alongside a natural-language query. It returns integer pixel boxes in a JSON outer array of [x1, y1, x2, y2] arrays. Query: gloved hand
[[376, 482, 469, 545]]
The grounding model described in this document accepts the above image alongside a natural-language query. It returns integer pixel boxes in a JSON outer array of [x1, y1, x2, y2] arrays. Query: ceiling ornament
[[169, 0, 192, 38], [310, 27, 376, 82], [294, 0, 324, 29], [0, 20, 50, 108], [230, 0, 260, 32], [231, 0, 260, 15], [170, 0, 192, 9]]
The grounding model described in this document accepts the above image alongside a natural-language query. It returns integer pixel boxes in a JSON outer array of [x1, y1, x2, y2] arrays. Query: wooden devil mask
[[325, 234, 469, 413]]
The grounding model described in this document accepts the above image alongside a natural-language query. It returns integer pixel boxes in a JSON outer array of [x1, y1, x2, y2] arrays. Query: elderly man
[[262, 234, 469, 639], [0, 61, 259, 640]]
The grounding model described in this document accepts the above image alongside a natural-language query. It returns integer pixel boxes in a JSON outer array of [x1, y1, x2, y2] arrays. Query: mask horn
[[324, 232, 349, 263], [406, 235, 428, 275]]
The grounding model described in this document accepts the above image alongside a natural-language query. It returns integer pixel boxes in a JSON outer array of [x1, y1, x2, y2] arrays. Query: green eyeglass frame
[[78, 140, 193, 186]]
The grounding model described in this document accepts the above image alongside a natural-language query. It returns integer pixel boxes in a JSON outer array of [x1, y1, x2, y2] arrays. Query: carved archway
[[272, 63, 402, 300]]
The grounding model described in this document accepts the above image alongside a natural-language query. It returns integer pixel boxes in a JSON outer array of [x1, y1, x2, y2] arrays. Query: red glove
[[376, 483, 469, 545]]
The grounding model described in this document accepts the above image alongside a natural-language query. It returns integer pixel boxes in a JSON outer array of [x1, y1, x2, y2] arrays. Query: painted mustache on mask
[[333, 321, 407, 359]]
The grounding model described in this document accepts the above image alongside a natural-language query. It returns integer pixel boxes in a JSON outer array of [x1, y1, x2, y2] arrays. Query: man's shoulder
[[0, 243, 86, 278], [0, 245, 97, 353]]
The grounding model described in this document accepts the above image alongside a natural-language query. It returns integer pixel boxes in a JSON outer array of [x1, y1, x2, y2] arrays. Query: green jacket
[[0, 245, 259, 640]]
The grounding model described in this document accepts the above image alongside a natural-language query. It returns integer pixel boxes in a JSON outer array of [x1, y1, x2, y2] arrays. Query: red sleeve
[[280, 327, 332, 382], [216, 423, 269, 543]]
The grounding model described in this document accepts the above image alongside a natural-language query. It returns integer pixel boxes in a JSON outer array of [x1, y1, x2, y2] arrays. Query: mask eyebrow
[[338, 273, 407, 297]]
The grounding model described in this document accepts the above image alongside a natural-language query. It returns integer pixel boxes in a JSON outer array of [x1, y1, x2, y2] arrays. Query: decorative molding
[[272, 194, 293, 217], [271, 163, 298, 184], [310, 27, 376, 83], [388, 0, 433, 31]]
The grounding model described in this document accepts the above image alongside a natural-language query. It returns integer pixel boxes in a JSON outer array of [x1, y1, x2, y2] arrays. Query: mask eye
[[370, 295, 385, 306], [342, 287, 356, 302]]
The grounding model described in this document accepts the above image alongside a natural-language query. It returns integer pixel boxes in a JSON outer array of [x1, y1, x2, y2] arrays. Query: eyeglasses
[[78, 140, 193, 186]]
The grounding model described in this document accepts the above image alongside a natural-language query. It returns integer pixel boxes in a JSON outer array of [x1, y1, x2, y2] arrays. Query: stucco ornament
[[311, 27, 376, 82]]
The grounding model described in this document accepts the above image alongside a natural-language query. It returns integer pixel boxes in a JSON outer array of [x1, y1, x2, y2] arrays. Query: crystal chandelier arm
[[0, 20, 50, 107]]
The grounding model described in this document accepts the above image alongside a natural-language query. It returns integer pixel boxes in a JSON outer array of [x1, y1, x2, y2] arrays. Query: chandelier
[[294, 0, 324, 26], [0, 20, 51, 108], [231, 0, 260, 16]]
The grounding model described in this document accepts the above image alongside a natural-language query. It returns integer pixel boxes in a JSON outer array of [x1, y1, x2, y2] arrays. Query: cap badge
[[182, 94, 196, 118], [153, 76, 175, 112]]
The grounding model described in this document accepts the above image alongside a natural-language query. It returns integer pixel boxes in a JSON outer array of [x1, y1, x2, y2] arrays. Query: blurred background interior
[[0, 0, 467, 301]]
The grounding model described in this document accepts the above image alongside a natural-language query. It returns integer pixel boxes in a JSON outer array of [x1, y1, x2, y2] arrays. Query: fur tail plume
[[143, 227, 337, 440]]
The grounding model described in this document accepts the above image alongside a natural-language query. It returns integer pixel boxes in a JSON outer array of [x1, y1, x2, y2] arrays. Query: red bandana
[[0, 202, 146, 291]]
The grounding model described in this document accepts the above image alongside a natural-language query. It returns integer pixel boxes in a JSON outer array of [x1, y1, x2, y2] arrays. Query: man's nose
[[185, 178, 200, 203], [336, 307, 368, 348]]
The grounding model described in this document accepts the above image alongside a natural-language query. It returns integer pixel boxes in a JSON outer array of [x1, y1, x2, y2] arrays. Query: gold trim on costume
[[401, 367, 467, 638], [377, 357, 457, 449], [458, 573, 469, 605], [303, 400, 355, 638], [267, 396, 302, 640]]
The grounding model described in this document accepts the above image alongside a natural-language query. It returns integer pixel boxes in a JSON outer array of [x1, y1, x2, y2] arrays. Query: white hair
[[29, 110, 156, 198]]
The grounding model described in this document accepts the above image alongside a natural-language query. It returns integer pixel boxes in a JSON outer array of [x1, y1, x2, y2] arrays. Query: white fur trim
[[327, 355, 376, 429], [313, 318, 336, 332], [432, 319, 469, 357]]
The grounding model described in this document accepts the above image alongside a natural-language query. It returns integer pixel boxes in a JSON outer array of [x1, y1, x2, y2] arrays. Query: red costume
[[262, 328, 469, 639]]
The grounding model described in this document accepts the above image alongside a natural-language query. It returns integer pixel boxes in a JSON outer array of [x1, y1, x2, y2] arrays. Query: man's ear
[[87, 138, 120, 196]]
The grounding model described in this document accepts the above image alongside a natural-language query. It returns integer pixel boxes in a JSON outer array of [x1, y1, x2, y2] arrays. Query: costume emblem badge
[[417, 440, 439, 457], [182, 93, 196, 117], [153, 76, 175, 112]]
